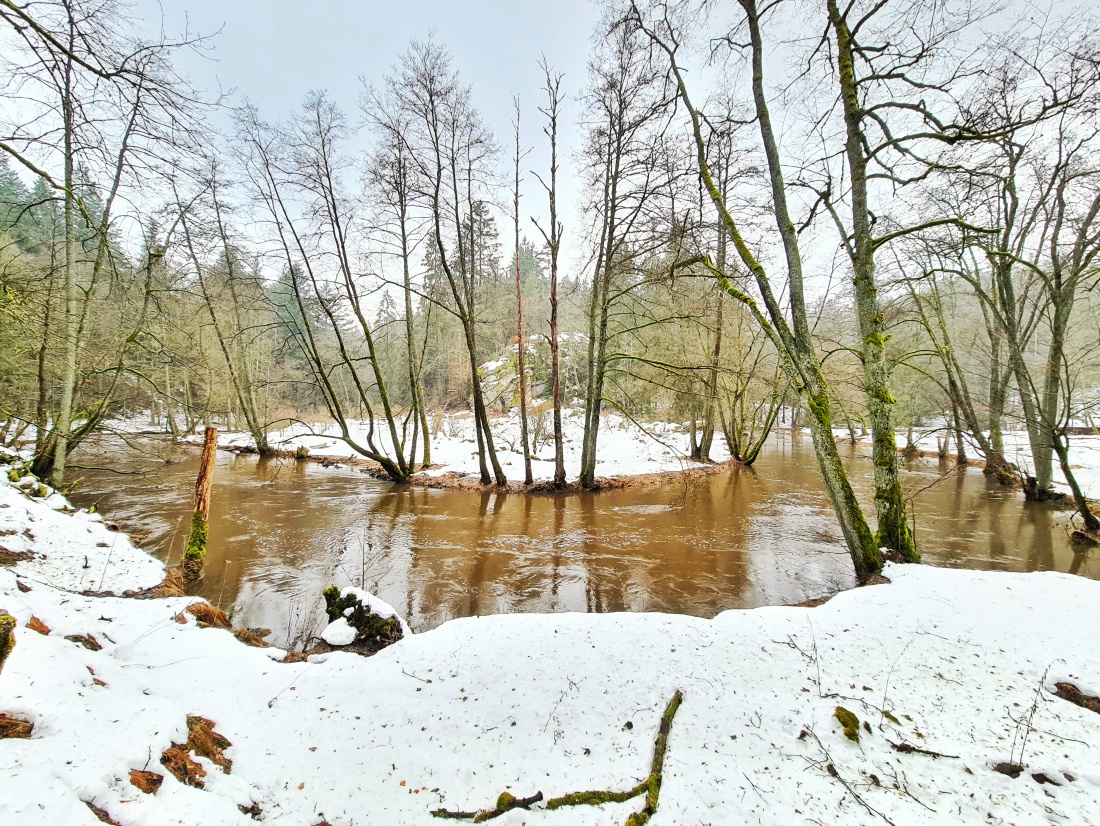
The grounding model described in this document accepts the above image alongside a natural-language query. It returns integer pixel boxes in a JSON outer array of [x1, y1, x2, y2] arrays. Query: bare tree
[[511, 98, 533, 484], [388, 40, 506, 485], [532, 60, 567, 488]]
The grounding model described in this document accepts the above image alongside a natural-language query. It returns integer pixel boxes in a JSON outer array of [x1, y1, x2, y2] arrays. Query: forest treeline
[[2, 0, 1099, 578]]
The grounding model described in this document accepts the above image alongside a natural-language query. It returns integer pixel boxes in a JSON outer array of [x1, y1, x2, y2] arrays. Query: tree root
[[431, 691, 684, 825]]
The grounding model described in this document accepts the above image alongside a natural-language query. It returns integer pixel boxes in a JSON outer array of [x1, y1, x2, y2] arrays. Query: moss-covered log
[[432, 691, 684, 825], [0, 613, 15, 677]]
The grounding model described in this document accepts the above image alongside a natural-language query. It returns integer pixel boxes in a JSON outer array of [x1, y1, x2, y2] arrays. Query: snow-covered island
[[193, 410, 735, 490], [3, 448, 1100, 825]]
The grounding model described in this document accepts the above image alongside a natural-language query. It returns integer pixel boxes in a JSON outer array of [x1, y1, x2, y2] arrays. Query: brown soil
[[66, 634, 102, 651], [129, 770, 164, 794], [1054, 682, 1100, 714], [0, 713, 33, 739], [787, 571, 892, 608], [0, 548, 34, 565], [993, 762, 1024, 778], [84, 801, 121, 825]]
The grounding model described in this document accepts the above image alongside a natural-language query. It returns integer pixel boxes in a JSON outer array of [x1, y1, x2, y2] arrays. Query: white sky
[[133, 0, 602, 272]]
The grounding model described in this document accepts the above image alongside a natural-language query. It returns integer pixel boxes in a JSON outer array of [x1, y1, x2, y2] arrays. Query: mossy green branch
[[432, 791, 544, 822], [431, 691, 684, 825]]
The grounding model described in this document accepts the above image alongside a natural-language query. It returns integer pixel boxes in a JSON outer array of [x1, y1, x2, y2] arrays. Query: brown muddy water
[[67, 431, 1096, 647]]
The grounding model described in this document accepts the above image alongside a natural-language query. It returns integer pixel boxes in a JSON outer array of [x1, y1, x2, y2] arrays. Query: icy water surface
[[68, 431, 1094, 645]]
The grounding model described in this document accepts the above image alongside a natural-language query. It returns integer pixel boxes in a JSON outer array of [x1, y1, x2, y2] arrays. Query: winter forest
[[2, 1, 1100, 825]]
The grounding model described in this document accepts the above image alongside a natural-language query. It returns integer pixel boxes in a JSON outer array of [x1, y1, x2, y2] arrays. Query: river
[[67, 431, 1094, 647]]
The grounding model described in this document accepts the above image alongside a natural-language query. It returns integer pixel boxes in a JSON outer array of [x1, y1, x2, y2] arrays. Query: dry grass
[[233, 627, 272, 648], [186, 602, 231, 629], [124, 565, 185, 599], [161, 744, 207, 788], [186, 715, 233, 772], [129, 769, 163, 794], [0, 713, 33, 739], [157, 713, 233, 787]]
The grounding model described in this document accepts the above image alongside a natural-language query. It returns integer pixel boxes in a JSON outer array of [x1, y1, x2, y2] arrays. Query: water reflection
[[67, 432, 1094, 646]]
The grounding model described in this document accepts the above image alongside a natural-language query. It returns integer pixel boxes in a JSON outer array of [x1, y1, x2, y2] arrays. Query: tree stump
[[184, 426, 217, 582]]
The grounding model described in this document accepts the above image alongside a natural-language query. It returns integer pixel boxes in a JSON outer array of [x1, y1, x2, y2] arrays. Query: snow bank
[[2, 456, 1100, 824], [1, 456, 165, 595]]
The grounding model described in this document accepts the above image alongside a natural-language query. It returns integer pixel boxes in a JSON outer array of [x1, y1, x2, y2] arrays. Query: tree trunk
[[828, 0, 917, 562], [184, 426, 217, 581], [51, 25, 77, 489]]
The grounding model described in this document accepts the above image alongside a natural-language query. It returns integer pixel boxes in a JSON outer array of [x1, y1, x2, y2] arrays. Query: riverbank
[[3, 448, 1100, 825]]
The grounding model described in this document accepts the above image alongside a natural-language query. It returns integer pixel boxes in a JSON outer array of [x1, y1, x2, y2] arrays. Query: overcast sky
[[132, 0, 603, 268]]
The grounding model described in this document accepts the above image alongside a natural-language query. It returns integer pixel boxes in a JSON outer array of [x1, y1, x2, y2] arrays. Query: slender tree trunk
[[698, 274, 724, 461], [512, 102, 532, 485], [536, 67, 567, 488], [828, 0, 916, 562], [51, 17, 77, 488], [400, 198, 430, 469], [1053, 434, 1100, 532]]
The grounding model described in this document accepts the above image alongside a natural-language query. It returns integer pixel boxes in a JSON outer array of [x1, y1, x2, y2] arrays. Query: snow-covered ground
[[206, 410, 734, 485], [3, 448, 1100, 824], [885, 427, 1100, 499]]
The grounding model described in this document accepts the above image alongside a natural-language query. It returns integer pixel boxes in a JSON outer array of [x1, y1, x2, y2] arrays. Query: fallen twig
[[888, 740, 958, 759]]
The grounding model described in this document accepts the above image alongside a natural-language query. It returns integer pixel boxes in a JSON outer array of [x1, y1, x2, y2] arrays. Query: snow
[[204, 410, 731, 485], [0, 467, 165, 595], [3, 452, 1100, 824], [335, 586, 412, 637], [320, 617, 357, 646], [865, 426, 1100, 499]]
